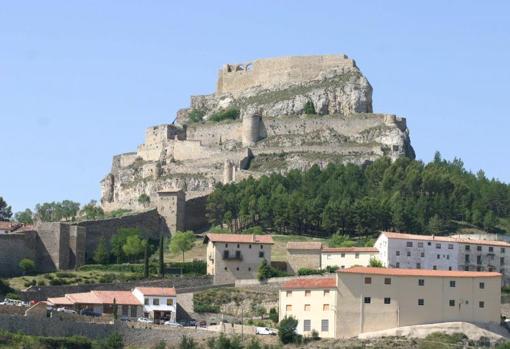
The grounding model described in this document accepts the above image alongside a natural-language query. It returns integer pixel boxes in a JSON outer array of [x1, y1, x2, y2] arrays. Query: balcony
[[223, 251, 243, 261]]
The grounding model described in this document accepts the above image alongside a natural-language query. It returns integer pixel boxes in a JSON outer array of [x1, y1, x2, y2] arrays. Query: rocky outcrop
[[100, 54, 415, 224]]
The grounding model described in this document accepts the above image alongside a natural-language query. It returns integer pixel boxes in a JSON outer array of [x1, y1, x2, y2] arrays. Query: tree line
[[207, 153, 510, 237]]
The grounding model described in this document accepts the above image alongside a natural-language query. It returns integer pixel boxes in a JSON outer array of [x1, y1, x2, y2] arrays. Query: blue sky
[[1, 1, 509, 213]]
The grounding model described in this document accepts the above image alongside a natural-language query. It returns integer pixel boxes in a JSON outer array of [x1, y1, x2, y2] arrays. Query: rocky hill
[[100, 54, 414, 228]]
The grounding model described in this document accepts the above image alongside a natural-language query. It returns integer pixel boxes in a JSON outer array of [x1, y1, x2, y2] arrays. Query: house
[[279, 267, 501, 338], [375, 231, 510, 284], [286, 242, 379, 273], [204, 233, 273, 284], [47, 287, 177, 322]]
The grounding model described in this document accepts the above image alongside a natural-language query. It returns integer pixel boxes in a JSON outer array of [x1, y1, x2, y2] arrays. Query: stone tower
[[241, 113, 261, 147], [156, 191, 185, 235]]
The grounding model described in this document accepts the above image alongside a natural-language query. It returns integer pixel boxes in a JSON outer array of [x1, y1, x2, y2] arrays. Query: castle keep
[[101, 54, 415, 232]]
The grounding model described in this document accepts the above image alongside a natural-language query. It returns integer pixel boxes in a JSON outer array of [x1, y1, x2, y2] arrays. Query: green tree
[[269, 307, 278, 324], [188, 109, 205, 123], [278, 316, 298, 344], [104, 332, 123, 349], [257, 259, 272, 281], [159, 235, 165, 277], [138, 194, 151, 206], [143, 240, 149, 278], [369, 257, 383, 267], [483, 211, 498, 232], [18, 258, 36, 275], [112, 298, 118, 321], [328, 233, 354, 247], [122, 235, 145, 262], [111, 228, 140, 263], [169, 231, 195, 263], [93, 237, 110, 265], [14, 209, 33, 224], [179, 336, 198, 349], [303, 100, 316, 114], [80, 200, 104, 220], [0, 197, 12, 221], [427, 214, 447, 234]]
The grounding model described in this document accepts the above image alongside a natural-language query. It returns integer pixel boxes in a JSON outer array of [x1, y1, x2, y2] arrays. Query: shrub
[[37, 279, 47, 286], [297, 268, 324, 276], [179, 336, 198, 349], [209, 108, 240, 122], [40, 335, 92, 349], [188, 109, 205, 123], [311, 329, 320, 340], [278, 316, 298, 344], [138, 194, 150, 205], [5, 292, 19, 300], [18, 258, 36, 275], [55, 272, 75, 278], [269, 307, 278, 323], [325, 265, 339, 273], [0, 279, 13, 295], [303, 101, 316, 114], [49, 278, 65, 286], [369, 257, 383, 267]]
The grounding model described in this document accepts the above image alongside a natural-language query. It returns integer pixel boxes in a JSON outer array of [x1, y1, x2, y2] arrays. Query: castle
[[101, 54, 414, 233]]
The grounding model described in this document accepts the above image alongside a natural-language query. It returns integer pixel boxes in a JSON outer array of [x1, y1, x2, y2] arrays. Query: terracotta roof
[[0, 221, 22, 232], [338, 266, 502, 278], [65, 292, 102, 304], [47, 296, 74, 305], [282, 277, 337, 289], [322, 247, 378, 253], [381, 231, 510, 248], [287, 241, 323, 250], [134, 287, 176, 297], [205, 233, 273, 244], [92, 291, 141, 305]]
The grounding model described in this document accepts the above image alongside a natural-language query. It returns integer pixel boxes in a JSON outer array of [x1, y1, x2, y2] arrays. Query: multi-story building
[[132, 287, 177, 322], [204, 233, 273, 284], [375, 232, 510, 284], [286, 242, 379, 273], [279, 267, 501, 338]]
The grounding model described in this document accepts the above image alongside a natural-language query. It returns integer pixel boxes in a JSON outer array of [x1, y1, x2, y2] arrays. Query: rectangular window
[[167, 298, 174, 306], [223, 250, 229, 259], [286, 291, 292, 297], [479, 301, 485, 308], [323, 290, 330, 296], [502, 248, 506, 254], [384, 278, 391, 285], [406, 241, 413, 247], [144, 298, 149, 305], [479, 282, 485, 289], [464, 266, 469, 271], [153, 298, 159, 306], [448, 267, 452, 271], [437, 254, 440, 259], [450, 280, 456, 287], [355, 253, 359, 259], [449, 300, 455, 307], [448, 244, 454, 250], [384, 297, 391, 304], [341, 253, 345, 257], [364, 277, 372, 284], [501, 257, 505, 265], [436, 243, 441, 249], [130, 306, 137, 318], [465, 255, 470, 263], [286, 304, 292, 311], [416, 263, 421, 269], [447, 255, 450, 260], [260, 245, 264, 249], [304, 304, 310, 311], [489, 246, 494, 253], [418, 279, 425, 286], [418, 299, 424, 306], [477, 246, 482, 251], [465, 245, 470, 251], [421, 252, 425, 257], [225, 243, 228, 247], [396, 262, 400, 268], [259, 251, 265, 258], [418, 242, 424, 248], [321, 319, 329, 332], [122, 305, 128, 316], [364, 297, 371, 304], [433, 265, 437, 270], [396, 251, 400, 256], [407, 251, 411, 257], [235, 250, 241, 259], [323, 304, 330, 311], [305, 290, 311, 297], [477, 255, 482, 264], [303, 319, 311, 332]]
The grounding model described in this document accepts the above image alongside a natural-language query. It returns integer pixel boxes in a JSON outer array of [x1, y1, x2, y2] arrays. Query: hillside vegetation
[[207, 153, 510, 237]]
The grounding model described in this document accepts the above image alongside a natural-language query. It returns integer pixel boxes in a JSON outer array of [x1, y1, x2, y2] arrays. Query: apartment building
[[279, 267, 501, 338], [204, 233, 273, 284], [286, 242, 379, 273], [375, 232, 510, 284]]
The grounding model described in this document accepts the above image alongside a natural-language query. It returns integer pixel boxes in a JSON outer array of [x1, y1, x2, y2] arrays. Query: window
[[501, 257, 505, 265], [144, 298, 149, 305], [502, 248, 506, 254], [304, 304, 310, 311], [450, 280, 456, 287], [364, 277, 372, 284], [225, 243, 228, 248], [396, 251, 400, 256], [465, 245, 470, 251], [236, 267, 239, 271], [418, 299, 424, 306], [260, 245, 264, 249], [464, 266, 469, 271], [384, 297, 391, 304], [416, 263, 421, 269], [323, 304, 330, 311], [384, 278, 391, 285], [323, 290, 330, 296], [303, 319, 311, 331], [448, 244, 454, 250], [479, 282, 485, 289], [437, 254, 440, 259], [321, 319, 329, 332], [421, 252, 425, 257], [428, 242, 431, 246], [235, 250, 241, 259], [364, 297, 371, 304], [167, 298, 174, 306], [418, 242, 424, 248], [406, 241, 413, 247], [355, 253, 359, 259], [479, 301, 485, 308], [488, 246, 494, 252], [130, 306, 137, 318], [433, 265, 437, 270], [477, 255, 482, 265], [341, 253, 345, 258], [449, 300, 455, 307], [153, 298, 159, 306], [465, 255, 470, 263], [286, 291, 292, 297], [407, 251, 411, 257], [259, 251, 265, 258], [477, 266, 481, 271], [448, 267, 452, 271], [396, 262, 400, 268], [224, 267, 227, 271], [477, 246, 482, 252], [223, 250, 229, 259], [436, 243, 441, 249], [286, 304, 292, 311], [249, 244, 252, 249], [418, 279, 425, 286], [122, 305, 128, 316], [305, 290, 311, 297], [447, 255, 450, 260], [248, 267, 252, 271]]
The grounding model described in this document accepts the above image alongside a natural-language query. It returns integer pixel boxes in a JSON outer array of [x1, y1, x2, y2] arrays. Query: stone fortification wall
[[186, 121, 242, 147], [217, 54, 355, 96], [184, 195, 209, 231], [173, 140, 220, 161], [36, 222, 71, 271], [0, 232, 37, 277], [73, 209, 165, 262]]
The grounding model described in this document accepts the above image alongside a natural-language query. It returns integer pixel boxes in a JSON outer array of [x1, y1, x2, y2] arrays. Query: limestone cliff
[[100, 54, 414, 227]]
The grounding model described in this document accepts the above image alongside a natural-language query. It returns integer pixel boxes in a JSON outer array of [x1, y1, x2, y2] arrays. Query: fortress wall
[[119, 153, 137, 168], [137, 142, 166, 162], [217, 55, 355, 96], [35, 223, 69, 271], [173, 140, 219, 161], [186, 121, 242, 147], [0, 232, 38, 277], [184, 195, 209, 231]]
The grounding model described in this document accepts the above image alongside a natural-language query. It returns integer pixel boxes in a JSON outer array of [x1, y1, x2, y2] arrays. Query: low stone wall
[[21, 276, 213, 301], [0, 304, 26, 315], [235, 274, 335, 287]]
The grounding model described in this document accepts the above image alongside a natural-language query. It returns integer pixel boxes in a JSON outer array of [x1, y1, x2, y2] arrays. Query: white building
[[375, 232, 510, 285], [132, 287, 177, 323], [321, 247, 379, 270]]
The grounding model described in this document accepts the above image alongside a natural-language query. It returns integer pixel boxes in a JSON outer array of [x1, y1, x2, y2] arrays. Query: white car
[[255, 327, 277, 335], [137, 317, 152, 323], [56, 307, 76, 314], [164, 321, 183, 327]]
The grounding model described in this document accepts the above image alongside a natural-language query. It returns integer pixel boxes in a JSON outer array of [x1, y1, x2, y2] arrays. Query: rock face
[[100, 54, 414, 229]]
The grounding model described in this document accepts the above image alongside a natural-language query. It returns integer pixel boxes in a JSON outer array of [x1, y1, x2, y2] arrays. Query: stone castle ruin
[[101, 54, 415, 233]]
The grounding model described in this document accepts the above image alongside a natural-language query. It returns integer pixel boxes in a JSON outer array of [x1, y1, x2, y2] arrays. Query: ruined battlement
[[216, 54, 356, 96]]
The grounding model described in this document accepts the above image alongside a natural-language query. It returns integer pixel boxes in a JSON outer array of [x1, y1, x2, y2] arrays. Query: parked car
[[80, 308, 101, 317], [137, 317, 152, 323], [164, 321, 183, 327], [256, 327, 277, 335], [56, 307, 76, 314], [199, 320, 207, 327]]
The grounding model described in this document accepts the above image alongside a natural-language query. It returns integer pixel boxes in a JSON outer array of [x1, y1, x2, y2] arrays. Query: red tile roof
[[134, 287, 176, 297], [65, 292, 102, 304], [47, 296, 74, 305], [92, 291, 141, 305], [0, 221, 22, 232], [381, 231, 510, 248], [322, 247, 378, 253], [282, 277, 337, 289], [287, 241, 323, 250], [205, 233, 273, 244], [338, 266, 502, 278]]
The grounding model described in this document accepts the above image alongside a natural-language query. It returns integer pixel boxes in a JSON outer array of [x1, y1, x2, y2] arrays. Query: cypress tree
[[143, 241, 149, 279], [159, 235, 165, 277]]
